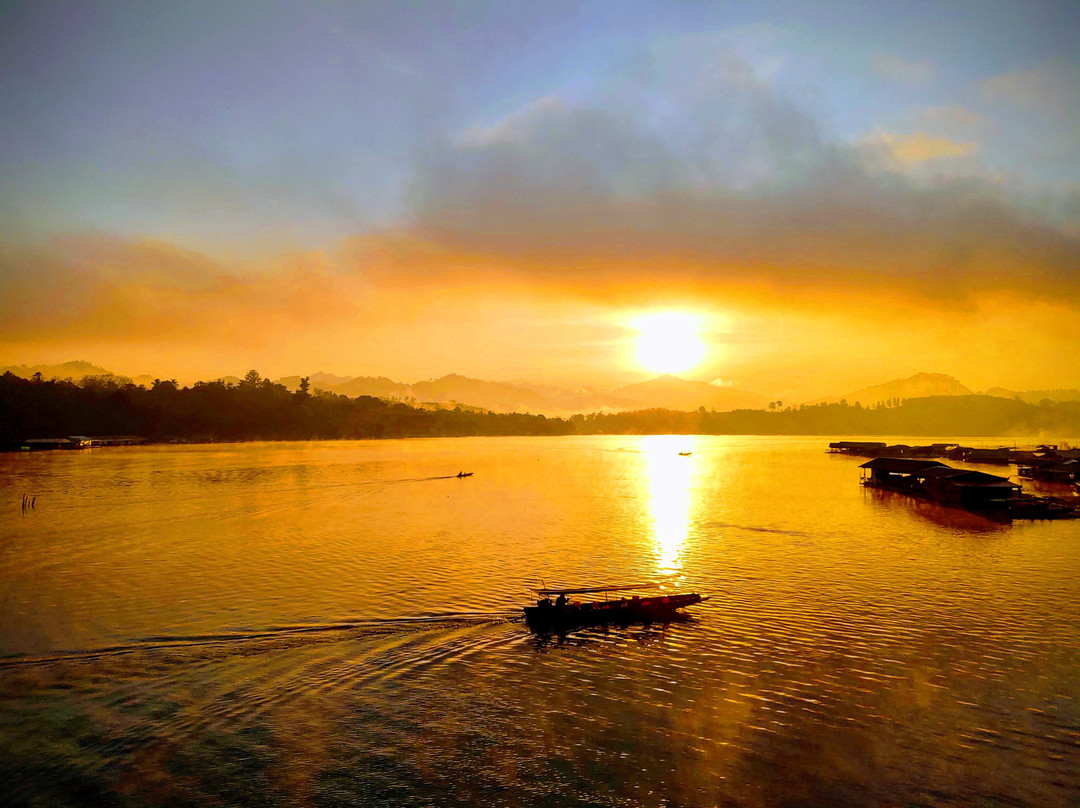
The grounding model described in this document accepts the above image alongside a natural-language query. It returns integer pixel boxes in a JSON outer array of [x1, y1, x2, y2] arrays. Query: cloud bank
[[1, 30, 1077, 391], [392, 44, 1079, 311]]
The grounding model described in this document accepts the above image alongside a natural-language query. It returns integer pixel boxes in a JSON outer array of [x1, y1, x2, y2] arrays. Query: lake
[[1, 435, 1077, 807]]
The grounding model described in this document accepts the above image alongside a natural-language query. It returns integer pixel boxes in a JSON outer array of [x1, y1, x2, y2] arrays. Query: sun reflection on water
[[641, 435, 696, 578]]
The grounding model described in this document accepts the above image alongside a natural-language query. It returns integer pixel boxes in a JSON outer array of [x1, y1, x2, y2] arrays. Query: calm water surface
[[1, 436, 1077, 806]]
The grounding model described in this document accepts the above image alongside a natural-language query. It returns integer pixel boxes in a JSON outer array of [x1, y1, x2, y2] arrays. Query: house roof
[[1047, 462, 1080, 474], [859, 457, 949, 473], [921, 468, 1018, 487], [944, 469, 1009, 481], [919, 467, 968, 479], [948, 479, 1020, 489]]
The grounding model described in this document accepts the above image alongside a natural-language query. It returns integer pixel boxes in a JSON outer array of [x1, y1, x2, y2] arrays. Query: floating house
[[918, 467, 1022, 508], [22, 438, 85, 451], [21, 435, 145, 451], [1038, 460, 1080, 485], [1017, 452, 1080, 484], [961, 447, 1013, 465], [859, 457, 949, 490], [858, 456, 1075, 519], [85, 436, 145, 447], [1012, 445, 1062, 465], [827, 441, 887, 457], [832, 440, 1077, 468], [860, 457, 1020, 505]]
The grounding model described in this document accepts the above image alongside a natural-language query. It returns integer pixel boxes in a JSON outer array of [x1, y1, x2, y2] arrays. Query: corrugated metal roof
[[859, 457, 948, 473], [920, 468, 1018, 486], [919, 467, 968, 479]]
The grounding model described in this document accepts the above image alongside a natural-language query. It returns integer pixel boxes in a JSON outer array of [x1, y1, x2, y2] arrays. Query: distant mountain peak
[[905, 372, 964, 383], [431, 373, 475, 383], [819, 372, 973, 407]]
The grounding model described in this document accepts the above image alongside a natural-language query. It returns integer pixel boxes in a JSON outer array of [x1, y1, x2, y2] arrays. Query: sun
[[634, 312, 707, 375]]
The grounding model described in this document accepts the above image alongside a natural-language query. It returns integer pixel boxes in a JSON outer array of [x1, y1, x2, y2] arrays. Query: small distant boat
[[678, 451, 692, 456], [456, 471, 473, 478], [524, 583, 705, 630]]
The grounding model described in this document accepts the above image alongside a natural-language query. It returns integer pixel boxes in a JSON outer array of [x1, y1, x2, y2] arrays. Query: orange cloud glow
[[865, 131, 979, 163], [2, 221, 1077, 400]]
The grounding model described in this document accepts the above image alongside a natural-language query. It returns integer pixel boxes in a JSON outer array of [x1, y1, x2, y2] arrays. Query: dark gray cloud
[[403, 57, 1080, 305]]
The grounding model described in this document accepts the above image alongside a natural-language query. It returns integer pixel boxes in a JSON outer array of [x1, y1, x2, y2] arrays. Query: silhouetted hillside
[[985, 387, 1080, 404], [6, 360, 1079, 441], [4, 375, 1077, 446], [331, 375, 413, 399], [0, 372, 571, 447], [572, 395, 1080, 438], [2, 360, 118, 382], [813, 373, 972, 407], [409, 374, 566, 413], [279, 372, 640, 414], [275, 372, 357, 393]]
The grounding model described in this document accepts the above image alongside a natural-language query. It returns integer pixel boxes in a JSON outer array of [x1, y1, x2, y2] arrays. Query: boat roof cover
[[535, 583, 658, 595]]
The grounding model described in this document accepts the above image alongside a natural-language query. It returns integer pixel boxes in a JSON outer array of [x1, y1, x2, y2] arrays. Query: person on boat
[[555, 592, 568, 607], [537, 595, 552, 608]]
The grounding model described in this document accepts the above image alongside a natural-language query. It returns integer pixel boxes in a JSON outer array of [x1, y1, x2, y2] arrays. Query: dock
[[857, 456, 1079, 521]]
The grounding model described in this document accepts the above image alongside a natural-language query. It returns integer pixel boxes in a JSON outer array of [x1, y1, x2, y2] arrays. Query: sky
[[1, 0, 1078, 400]]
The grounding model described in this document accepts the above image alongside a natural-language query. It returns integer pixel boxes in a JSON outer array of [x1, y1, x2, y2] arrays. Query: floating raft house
[[859, 457, 1076, 520]]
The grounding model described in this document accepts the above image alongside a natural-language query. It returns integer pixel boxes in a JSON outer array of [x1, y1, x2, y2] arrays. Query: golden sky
[[1, 3, 1078, 401]]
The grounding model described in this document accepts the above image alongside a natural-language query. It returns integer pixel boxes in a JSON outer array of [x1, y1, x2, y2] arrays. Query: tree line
[[2, 372, 1077, 448], [571, 396, 1080, 438], [0, 372, 572, 447]]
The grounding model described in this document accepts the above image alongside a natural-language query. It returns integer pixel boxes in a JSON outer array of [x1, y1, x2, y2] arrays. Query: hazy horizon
[[7, 359, 1080, 418], [2, 2, 1078, 402]]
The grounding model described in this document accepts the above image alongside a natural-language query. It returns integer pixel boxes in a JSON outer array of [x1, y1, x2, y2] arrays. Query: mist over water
[[1, 436, 1077, 806]]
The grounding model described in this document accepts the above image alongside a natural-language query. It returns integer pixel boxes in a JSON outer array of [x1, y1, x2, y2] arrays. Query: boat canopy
[[535, 583, 657, 596]]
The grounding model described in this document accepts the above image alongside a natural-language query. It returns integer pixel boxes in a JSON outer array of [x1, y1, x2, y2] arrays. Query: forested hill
[[2, 373, 1078, 446], [0, 373, 572, 446], [571, 395, 1080, 438]]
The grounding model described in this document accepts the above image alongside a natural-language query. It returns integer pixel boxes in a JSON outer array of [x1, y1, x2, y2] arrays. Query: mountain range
[[3, 362, 1078, 417], [278, 372, 768, 414]]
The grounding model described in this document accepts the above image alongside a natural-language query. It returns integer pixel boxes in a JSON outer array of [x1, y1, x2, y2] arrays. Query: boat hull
[[524, 593, 703, 629]]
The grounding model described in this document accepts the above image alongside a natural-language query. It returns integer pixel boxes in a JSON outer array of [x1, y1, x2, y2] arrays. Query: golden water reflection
[[641, 435, 697, 577]]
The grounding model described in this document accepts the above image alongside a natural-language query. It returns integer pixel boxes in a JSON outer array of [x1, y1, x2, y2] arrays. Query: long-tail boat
[[523, 583, 705, 629]]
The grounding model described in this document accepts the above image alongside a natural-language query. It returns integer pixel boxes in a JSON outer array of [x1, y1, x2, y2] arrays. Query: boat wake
[[702, 520, 811, 537], [0, 613, 521, 668]]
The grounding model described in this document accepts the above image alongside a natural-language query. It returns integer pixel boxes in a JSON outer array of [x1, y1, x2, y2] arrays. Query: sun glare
[[642, 434, 695, 575], [635, 312, 707, 375]]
